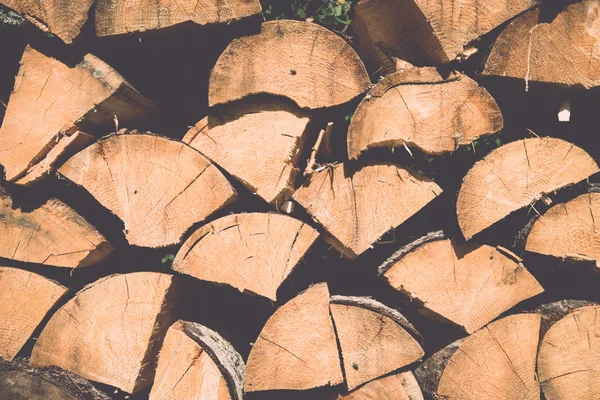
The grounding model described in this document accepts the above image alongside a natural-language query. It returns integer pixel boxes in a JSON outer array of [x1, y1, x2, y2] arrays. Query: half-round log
[[335, 371, 423, 400]]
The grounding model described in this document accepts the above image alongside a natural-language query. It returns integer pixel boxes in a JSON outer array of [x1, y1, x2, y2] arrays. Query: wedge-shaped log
[[330, 296, 424, 391], [173, 213, 319, 301], [245, 283, 343, 392], [0, 46, 154, 184], [209, 20, 370, 109], [484, 1, 600, 89], [457, 138, 598, 240], [337, 371, 423, 400], [380, 232, 543, 333], [59, 132, 236, 248], [416, 314, 541, 400], [0, 0, 94, 43], [0, 187, 113, 267], [348, 68, 503, 158], [150, 320, 244, 400], [31, 272, 178, 394], [183, 102, 311, 205], [0, 267, 67, 361], [96, 0, 262, 37], [293, 162, 442, 258]]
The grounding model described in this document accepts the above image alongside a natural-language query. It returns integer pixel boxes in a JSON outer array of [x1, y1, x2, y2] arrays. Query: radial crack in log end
[[335, 371, 424, 400]]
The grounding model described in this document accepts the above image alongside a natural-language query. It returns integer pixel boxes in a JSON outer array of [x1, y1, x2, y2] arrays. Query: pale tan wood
[[183, 102, 311, 205], [0, 46, 154, 183], [59, 132, 236, 248], [30, 272, 178, 394], [527, 192, 600, 266], [150, 320, 244, 400], [0, 0, 95, 43], [335, 371, 423, 400], [173, 212, 319, 301], [484, 1, 600, 88], [293, 162, 442, 258], [0, 267, 67, 361], [0, 187, 113, 268], [538, 305, 600, 400], [457, 138, 599, 240], [382, 236, 543, 333], [244, 283, 343, 392], [348, 68, 503, 158], [209, 20, 371, 109]]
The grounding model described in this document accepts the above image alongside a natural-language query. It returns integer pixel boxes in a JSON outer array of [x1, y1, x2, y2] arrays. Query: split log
[[457, 137, 599, 240], [59, 132, 237, 248], [379, 232, 543, 333], [0, 0, 94, 43], [415, 314, 541, 400], [172, 212, 319, 301], [351, 0, 538, 74], [292, 162, 442, 258], [525, 192, 600, 266], [95, 0, 262, 37], [0, 187, 113, 267], [150, 320, 244, 400], [244, 283, 343, 392], [330, 296, 424, 391], [209, 20, 371, 109], [30, 272, 179, 394], [0, 46, 154, 184], [483, 1, 600, 89], [334, 371, 423, 400], [0, 267, 67, 361], [347, 68, 503, 158], [183, 101, 312, 205]]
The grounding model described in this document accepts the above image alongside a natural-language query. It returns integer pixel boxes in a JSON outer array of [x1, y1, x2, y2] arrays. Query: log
[[244, 283, 344, 392], [347, 68, 503, 158], [330, 295, 424, 391], [30, 272, 179, 394], [0, 46, 154, 184], [150, 320, 244, 400], [95, 0, 262, 37], [209, 20, 371, 109], [483, 1, 600, 89], [334, 371, 423, 400], [58, 132, 237, 248], [525, 192, 600, 266], [172, 212, 319, 301], [0, 187, 113, 268], [379, 232, 543, 333], [0, 267, 67, 361], [292, 162, 442, 258], [415, 313, 541, 400], [457, 138, 599, 240], [183, 101, 312, 205], [0, 0, 94, 43], [351, 0, 538, 74]]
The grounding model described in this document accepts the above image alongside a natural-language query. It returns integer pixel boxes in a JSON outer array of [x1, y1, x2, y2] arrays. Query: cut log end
[[335, 371, 424, 400]]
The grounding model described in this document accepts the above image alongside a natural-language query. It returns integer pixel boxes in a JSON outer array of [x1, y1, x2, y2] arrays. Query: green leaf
[[161, 254, 175, 266], [334, 4, 343, 15], [296, 7, 306, 18]]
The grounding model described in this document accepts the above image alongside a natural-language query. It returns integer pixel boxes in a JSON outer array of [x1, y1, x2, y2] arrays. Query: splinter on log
[[0, 46, 154, 185], [0, 0, 95, 43], [526, 192, 600, 267], [95, 0, 262, 37], [330, 295, 424, 391], [334, 371, 424, 400], [483, 1, 600, 89], [457, 137, 599, 240], [347, 68, 503, 158], [244, 283, 343, 392], [351, 0, 538, 74], [59, 132, 237, 248], [379, 232, 543, 333], [173, 213, 319, 301], [209, 20, 371, 109], [416, 314, 541, 400], [0, 267, 67, 361], [183, 101, 312, 205], [30, 272, 179, 394], [0, 187, 113, 267], [292, 162, 442, 258], [150, 320, 244, 400]]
